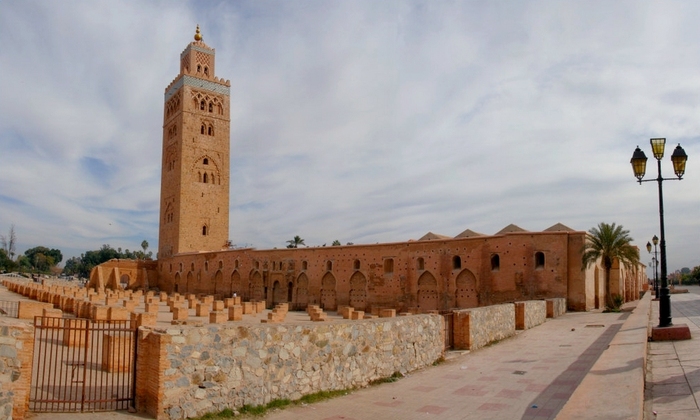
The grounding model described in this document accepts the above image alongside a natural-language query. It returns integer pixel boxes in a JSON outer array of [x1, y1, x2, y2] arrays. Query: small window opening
[[190, 263, 195, 271], [203, 158, 208, 165], [491, 254, 500, 271], [200, 124, 205, 134], [200, 100, 205, 110], [202, 225, 208, 236], [384, 258, 394, 274], [208, 126, 213, 135], [219, 261, 223, 269], [203, 173, 208, 183], [204, 262, 209, 271], [353, 260, 360, 270], [235, 260, 239, 269], [197, 64, 201, 73], [204, 66, 209, 76], [417, 258, 425, 270], [535, 252, 545, 269], [302, 261, 308, 270], [452, 256, 462, 270], [208, 102, 213, 112], [326, 261, 333, 271]]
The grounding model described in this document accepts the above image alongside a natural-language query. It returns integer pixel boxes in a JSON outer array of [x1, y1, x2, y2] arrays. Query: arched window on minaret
[[201, 124, 205, 135], [202, 225, 208, 236], [197, 64, 202, 73], [218, 104, 223, 115], [200, 100, 205, 110], [208, 102, 213, 113], [198, 172, 202, 182], [203, 158, 208, 165], [208, 125, 213, 136], [203, 173, 208, 183], [204, 66, 209, 76]]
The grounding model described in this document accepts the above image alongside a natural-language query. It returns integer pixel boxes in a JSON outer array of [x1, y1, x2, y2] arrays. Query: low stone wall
[[453, 304, 515, 351], [136, 314, 444, 419], [515, 300, 546, 330], [0, 318, 35, 420], [546, 298, 566, 318]]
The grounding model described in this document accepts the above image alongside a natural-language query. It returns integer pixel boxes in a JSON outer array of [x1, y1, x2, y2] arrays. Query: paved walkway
[[259, 309, 632, 420], [645, 285, 700, 420]]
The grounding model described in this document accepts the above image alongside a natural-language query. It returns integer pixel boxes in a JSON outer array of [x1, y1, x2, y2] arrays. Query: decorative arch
[[417, 271, 439, 312], [174, 272, 181, 293], [320, 272, 337, 310], [349, 271, 367, 310], [455, 269, 478, 308]]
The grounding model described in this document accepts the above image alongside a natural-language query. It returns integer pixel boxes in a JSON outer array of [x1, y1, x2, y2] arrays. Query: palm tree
[[286, 235, 305, 249], [582, 222, 640, 310]]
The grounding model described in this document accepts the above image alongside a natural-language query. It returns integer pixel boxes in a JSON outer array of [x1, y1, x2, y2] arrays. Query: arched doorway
[[250, 271, 264, 301], [455, 269, 478, 308], [417, 271, 439, 312], [119, 274, 130, 290], [320, 272, 337, 310], [349, 272, 367, 310], [186, 271, 194, 294], [296, 273, 309, 309], [174, 272, 181, 293], [272, 281, 286, 305], [213, 270, 223, 296], [231, 270, 242, 298]]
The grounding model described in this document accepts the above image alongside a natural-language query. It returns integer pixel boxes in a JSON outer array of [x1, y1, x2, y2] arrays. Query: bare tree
[[0, 224, 17, 259]]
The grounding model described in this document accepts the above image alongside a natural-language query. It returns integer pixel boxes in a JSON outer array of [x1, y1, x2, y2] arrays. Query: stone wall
[[0, 318, 35, 420], [546, 298, 567, 318], [515, 300, 546, 330], [453, 303, 515, 351], [137, 314, 444, 419]]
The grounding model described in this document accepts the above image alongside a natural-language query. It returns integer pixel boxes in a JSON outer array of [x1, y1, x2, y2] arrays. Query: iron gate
[[442, 312, 454, 350], [29, 316, 137, 412]]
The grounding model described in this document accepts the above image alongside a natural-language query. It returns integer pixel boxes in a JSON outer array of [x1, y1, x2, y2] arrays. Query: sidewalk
[[259, 308, 634, 420], [644, 285, 700, 419]]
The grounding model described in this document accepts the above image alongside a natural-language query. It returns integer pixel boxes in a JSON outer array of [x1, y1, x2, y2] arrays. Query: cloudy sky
[[1, 0, 698, 273]]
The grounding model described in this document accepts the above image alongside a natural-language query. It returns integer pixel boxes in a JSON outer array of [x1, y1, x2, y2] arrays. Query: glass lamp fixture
[[650, 138, 666, 160], [646, 241, 652, 253], [671, 144, 688, 178], [630, 146, 648, 181], [652, 235, 659, 246]]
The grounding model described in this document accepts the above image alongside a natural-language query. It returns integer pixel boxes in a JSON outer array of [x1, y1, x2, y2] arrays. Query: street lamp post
[[646, 235, 659, 297], [631, 138, 688, 328]]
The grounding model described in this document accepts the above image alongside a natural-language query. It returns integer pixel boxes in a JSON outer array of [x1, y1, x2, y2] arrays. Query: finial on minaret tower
[[194, 25, 203, 41]]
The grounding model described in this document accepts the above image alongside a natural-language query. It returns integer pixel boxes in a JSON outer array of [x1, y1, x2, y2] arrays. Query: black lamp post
[[646, 235, 659, 297], [631, 138, 688, 328]]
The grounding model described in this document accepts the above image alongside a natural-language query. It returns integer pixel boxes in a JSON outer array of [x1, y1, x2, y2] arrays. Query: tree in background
[[582, 222, 640, 311], [141, 240, 149, 255], [0, 249, 16, 272], [331, 240, 341, 246], [24, 246, 63, 273], [0, 224, 17, 260], [286, 236, 305, 248]]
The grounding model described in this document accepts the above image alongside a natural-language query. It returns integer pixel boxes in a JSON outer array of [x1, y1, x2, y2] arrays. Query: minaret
[[158, 25, 231, 258]]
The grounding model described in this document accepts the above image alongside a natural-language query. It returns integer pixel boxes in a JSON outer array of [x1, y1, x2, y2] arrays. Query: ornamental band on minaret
[[158, 26, 231, 259]]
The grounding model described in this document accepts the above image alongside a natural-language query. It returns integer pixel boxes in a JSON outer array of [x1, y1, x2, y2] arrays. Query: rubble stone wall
[[137, 314, 444, 419]]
